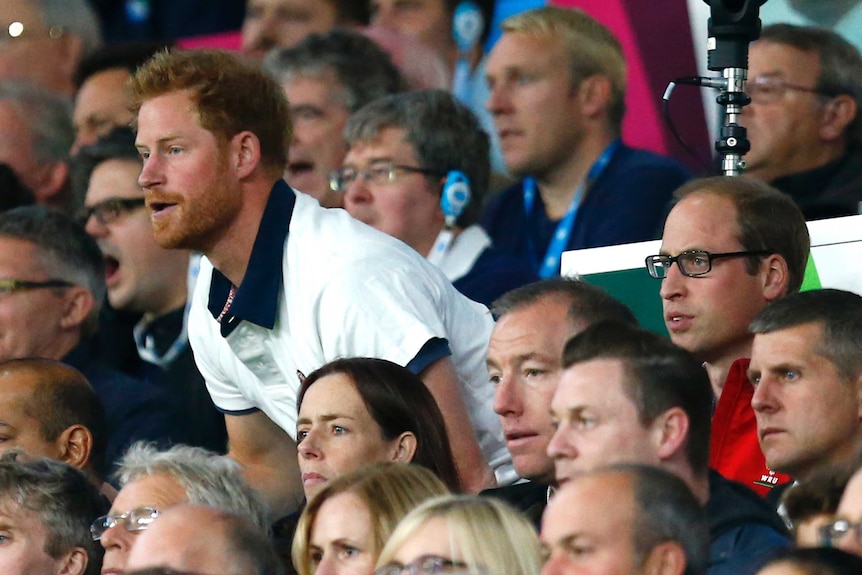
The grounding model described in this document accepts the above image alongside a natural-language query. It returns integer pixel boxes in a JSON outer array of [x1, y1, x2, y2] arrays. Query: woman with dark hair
[[296, 357, 461, 497]]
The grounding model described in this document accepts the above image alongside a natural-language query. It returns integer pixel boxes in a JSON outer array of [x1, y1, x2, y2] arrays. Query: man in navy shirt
[[483, 6, 690, 277]]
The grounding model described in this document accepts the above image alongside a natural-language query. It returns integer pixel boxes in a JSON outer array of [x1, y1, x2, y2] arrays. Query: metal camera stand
[[704, 0, 767, 176]]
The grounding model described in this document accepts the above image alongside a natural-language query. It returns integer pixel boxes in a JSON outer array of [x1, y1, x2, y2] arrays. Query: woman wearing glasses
[[375, 495, 540, 575], [292, 462, 448, 575]]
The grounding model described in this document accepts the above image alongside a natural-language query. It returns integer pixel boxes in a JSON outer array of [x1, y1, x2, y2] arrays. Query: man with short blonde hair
[[482, 6, 689, 276]]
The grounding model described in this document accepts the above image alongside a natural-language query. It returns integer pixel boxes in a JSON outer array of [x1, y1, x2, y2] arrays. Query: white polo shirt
[[188, 182, 514, 483]]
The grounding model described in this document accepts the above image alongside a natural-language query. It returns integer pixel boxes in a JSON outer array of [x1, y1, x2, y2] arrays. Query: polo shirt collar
[[207, 180, 296, 330]]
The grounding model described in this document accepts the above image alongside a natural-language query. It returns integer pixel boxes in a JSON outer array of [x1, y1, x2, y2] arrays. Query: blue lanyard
[[523, 140, 619, 278]]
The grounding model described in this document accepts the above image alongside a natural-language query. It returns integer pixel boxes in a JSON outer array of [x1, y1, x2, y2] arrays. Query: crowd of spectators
[[1, 2, 862, 575]]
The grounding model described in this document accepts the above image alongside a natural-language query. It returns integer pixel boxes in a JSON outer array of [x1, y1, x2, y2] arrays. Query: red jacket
[[709, 358, 792, 496]]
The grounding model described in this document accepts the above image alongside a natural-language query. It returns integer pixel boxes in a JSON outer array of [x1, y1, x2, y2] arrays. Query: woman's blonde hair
[[292, 462, 449, 575], [376, 495, 541, 575]]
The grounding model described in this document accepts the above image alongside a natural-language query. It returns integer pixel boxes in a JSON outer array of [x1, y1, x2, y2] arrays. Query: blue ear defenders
[[452, 1, 485, 54], [441, 170, 471, 226]]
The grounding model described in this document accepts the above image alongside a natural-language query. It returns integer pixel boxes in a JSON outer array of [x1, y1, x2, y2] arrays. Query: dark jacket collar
[[207, 180, 296, 332]]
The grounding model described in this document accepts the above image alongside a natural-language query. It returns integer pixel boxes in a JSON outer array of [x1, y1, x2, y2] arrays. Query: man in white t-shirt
[[130, 49, 509, 517]]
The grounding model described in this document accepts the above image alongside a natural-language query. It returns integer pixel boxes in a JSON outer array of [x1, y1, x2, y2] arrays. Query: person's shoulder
[[480, 180, 527, 234], [482, 481, 548, 506], [454, 246, 537, 306], [610, 144, 691, 178], [707, 471, 790, 538], [482, 481, 547, 530], [483, 181, 525, 212], [290, 194, 418, 263]]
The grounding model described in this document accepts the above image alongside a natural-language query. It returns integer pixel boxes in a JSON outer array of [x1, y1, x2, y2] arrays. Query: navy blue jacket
[[481, 143, 690, 275], [708, 470, 790, 575]]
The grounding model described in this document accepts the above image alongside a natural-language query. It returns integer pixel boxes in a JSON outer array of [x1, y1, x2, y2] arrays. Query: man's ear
[[642, 541, 688, 575], [59, 287, 94, 331], [231, 131, 262, 180], [391, 431, 418, 463], [56, 424, 93, 471], [761, 254, 790, 302], [575, 74, 613, 119], [30, 161, 69, 206], [819, 94, 857, 142], [57, 34, 84, 91], [651, 407, 689, 463], [57, 547, 89, 575], [854, 373, 862, 420]]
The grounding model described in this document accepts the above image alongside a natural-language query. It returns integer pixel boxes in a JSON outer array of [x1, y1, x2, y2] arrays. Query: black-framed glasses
[[0, 279, 74, 295], [329, 162, 444, 193], [819, 518, 862, 548], [375, 555, 471, 575], [645, 250, 772, 279], [747, 75, 838, 105], [77, 197, 147, 226], [90, 506, 160, 541]]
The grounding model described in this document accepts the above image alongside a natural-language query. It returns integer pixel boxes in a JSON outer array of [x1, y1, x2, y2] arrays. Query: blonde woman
[[376, 495, 541, 575], [293, 462, 449, 575]]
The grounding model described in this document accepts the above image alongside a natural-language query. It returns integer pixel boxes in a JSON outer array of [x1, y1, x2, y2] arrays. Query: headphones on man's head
[[441, 170, 471, 226], [452, 1, 486, 54]]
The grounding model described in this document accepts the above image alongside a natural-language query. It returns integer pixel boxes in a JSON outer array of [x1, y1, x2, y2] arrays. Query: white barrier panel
[[561, 215, 862, 334]]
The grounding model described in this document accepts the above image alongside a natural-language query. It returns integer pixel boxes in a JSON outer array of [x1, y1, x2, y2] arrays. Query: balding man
[[542, 464, 709, 575], [0, 358, 106, 486], [125, 504, 282, 575]]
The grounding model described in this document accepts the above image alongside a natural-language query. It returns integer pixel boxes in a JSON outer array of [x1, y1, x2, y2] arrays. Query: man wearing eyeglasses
[[94, 442, 268, 575], [831, 464, 862, 558], [649, 176, 810, 496], [77, 128, 227, 455], [741, 24, 862, 220], [339, 89, 536, 306]]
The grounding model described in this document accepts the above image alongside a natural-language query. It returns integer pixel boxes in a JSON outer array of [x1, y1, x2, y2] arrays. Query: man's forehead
[[0, 495, 46, 530], [0, 369, 38, 397], [561, 357, 627, 388], [752, 321, 824, 357], [346, 128, 413, 160], [285, 68, 344, 94], [111, 473, 187, 513], [751, 39, 820, 67], [0, 0, 43, 28], [500, 295, 577, 332], [662, 192, 742, 249]]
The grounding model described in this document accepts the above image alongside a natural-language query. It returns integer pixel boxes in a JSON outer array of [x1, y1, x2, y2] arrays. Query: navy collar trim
[[207, 180, 296, 331]]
